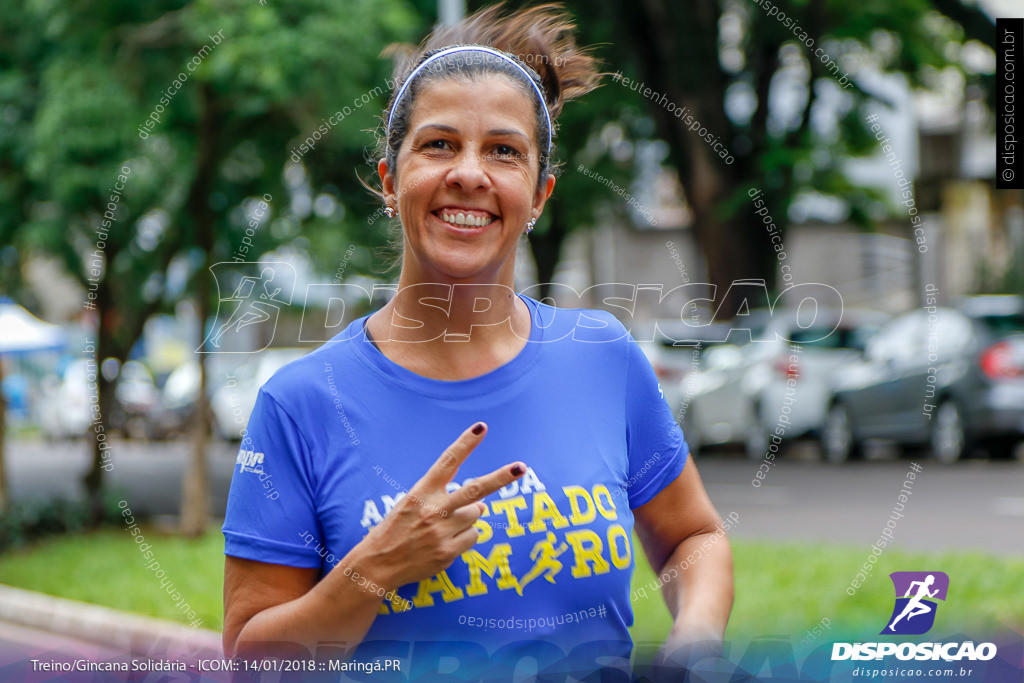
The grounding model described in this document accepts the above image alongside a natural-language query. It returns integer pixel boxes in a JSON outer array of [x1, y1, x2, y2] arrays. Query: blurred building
[[554, 62, 1020, 323]]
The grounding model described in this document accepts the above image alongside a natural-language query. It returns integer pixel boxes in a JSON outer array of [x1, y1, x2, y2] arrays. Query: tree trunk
[[181, 257, 212, 538], [83, 290, 119, 522], [180, 325, 211, 538], [619, 0, 775, 318], [179, 83, 219, 538], [0, 356, 7, 513]]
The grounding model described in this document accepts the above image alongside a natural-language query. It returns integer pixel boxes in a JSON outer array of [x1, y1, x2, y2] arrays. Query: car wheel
[[745, 405, 770, 461], [210, 413, 229, 441], [822, 403, 860, 464], [125, 416, 149, 441], [984, 436, 1021, 461], [682, 411, 702, 457], [931, 401, 969, 464]]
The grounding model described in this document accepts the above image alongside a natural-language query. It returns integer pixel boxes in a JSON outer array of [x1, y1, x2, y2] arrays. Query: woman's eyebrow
[[487, 128, 530, 144], [413, 123, 459, 136], [412, 123, 529, 144]]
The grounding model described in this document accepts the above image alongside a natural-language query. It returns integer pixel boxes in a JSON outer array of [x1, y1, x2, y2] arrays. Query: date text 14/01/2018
[[202, 658, 404, 673]]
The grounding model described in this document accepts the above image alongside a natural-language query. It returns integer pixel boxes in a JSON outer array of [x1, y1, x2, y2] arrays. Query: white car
[[633, 319, 743, 425], [210, 348, 309, 440], [37, 358, 162, 440], [37, 360, 94, 440], [682, 308, 887, 458]]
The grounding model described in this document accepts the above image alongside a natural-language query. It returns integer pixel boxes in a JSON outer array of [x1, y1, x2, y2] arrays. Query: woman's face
[[379, 74, 555, 284]]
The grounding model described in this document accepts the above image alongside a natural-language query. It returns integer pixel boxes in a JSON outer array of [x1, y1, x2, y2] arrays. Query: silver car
[[822, 296, 1024, 463], [682, 308, 886, 458]]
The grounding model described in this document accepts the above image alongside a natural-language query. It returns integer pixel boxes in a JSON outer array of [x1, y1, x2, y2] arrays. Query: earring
[[384, 206, 397, 219], [525, 218, 537, 234]]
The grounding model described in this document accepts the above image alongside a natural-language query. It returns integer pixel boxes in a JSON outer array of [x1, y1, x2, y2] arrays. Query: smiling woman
[[220, 3, 733, 680]]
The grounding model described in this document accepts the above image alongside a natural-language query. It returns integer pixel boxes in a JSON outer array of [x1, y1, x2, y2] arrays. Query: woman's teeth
[[438, 211, 494, 227]]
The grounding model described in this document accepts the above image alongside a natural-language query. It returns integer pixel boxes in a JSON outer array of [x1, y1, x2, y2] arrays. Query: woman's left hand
[[655, 623, 724, 668]]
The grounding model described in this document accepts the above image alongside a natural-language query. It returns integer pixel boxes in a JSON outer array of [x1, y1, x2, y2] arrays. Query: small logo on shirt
[[235, 447, 279, 499], [236, 448, 265, 474]]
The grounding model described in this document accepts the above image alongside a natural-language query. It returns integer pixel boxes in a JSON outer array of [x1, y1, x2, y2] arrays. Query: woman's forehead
[[406, 75, 539, 139]]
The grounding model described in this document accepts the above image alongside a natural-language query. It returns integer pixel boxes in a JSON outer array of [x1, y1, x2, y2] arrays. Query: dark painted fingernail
[[511, 465, 524, 476], [472, 423, 485, 435]]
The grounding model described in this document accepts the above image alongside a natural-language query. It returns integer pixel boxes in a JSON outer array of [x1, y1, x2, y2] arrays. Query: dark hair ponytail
[[372, 2, 602, 194], [414, 2, 601, 121]]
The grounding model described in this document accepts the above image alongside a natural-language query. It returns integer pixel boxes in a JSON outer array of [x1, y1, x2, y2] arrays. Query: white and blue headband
[[386, 45, 553, 154]]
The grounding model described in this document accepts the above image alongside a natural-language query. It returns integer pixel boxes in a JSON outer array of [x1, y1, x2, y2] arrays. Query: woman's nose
[[445, 149, 491, 191]]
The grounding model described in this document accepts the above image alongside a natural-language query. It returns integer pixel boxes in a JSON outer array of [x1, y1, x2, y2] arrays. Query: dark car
[[822, 296, 1024, 463]]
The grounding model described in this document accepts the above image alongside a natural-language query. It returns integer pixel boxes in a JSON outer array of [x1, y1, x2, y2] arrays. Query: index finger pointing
[[447, 461, 526, 511], [417, 422, 487, 491]]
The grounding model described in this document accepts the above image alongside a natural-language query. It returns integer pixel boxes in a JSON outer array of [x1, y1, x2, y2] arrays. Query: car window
[[867, 312, 923, 362], [789, 326, 863, 349], [974, 313, 1024, 336], [702, 344, 744, 371], [931, 310, 973, 356]]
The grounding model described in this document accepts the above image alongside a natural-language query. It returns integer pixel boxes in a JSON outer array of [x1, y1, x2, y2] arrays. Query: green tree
[[0, 0, 417, 529], [492, 0, 997, 314], [597, 0, 997, 314]]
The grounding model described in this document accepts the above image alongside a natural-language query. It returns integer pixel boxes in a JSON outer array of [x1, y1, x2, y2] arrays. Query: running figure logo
[[515, 532, 568, 596], [201, 262, 295, 353], [881, 571, 949, 635]]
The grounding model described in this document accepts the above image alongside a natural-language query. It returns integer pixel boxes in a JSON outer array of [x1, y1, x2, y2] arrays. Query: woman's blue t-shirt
[[222, 295, 689, 680]]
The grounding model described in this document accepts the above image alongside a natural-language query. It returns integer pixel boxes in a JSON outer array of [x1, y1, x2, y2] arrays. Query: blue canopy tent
[[0, 298, 67, 510]]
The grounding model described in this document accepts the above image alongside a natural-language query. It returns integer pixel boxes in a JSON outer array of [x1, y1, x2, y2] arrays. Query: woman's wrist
[[330, 538, 400, 598]]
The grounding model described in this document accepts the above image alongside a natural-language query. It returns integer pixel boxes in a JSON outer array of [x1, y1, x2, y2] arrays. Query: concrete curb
[[0, 584, 222, 660]]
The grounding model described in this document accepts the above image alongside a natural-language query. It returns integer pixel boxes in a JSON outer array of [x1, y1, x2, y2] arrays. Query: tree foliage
[[0, 0, 418, 526], [498, 0, 997, 314]]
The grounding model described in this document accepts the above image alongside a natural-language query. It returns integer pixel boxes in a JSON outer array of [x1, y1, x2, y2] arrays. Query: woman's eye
[[422, 139, 451, 151], [494, 144, 522, 158]]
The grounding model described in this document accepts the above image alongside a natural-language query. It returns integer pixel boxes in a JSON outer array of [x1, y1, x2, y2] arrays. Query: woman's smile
[[431, 206, 500, 231]]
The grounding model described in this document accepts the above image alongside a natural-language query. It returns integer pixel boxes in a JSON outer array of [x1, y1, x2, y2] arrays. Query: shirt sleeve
[[221, 389, 324, 568], [624, 335, 689, 509]]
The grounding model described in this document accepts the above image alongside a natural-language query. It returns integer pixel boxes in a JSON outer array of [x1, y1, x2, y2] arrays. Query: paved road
[[0, 620, 127, 680], [0, 617, 227, 683], [5, 438, 238, 521], [697, 444, 1024, 557], [5, 438, 1024, 556]]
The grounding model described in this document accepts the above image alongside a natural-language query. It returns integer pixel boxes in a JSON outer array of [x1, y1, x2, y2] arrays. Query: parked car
[[108, 360, 161, 439], [148, 355, 250, 439], [37, 358, 161, 440], [683, 308, 887, 458], [210, 348, 309, 440], [37, 360, 94, 440], [634, 318, 750, 423], [150, 360, 203, 439], [822, 296, 1024, 463]]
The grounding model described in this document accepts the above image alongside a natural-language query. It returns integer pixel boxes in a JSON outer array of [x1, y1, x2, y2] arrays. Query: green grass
[[0, 528, 224, 629], [630, 540, 1024, 645], [1, 530, 1022, 643]]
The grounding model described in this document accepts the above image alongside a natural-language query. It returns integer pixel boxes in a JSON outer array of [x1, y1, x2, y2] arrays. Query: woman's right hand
[[347, 421, 525, 592]]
